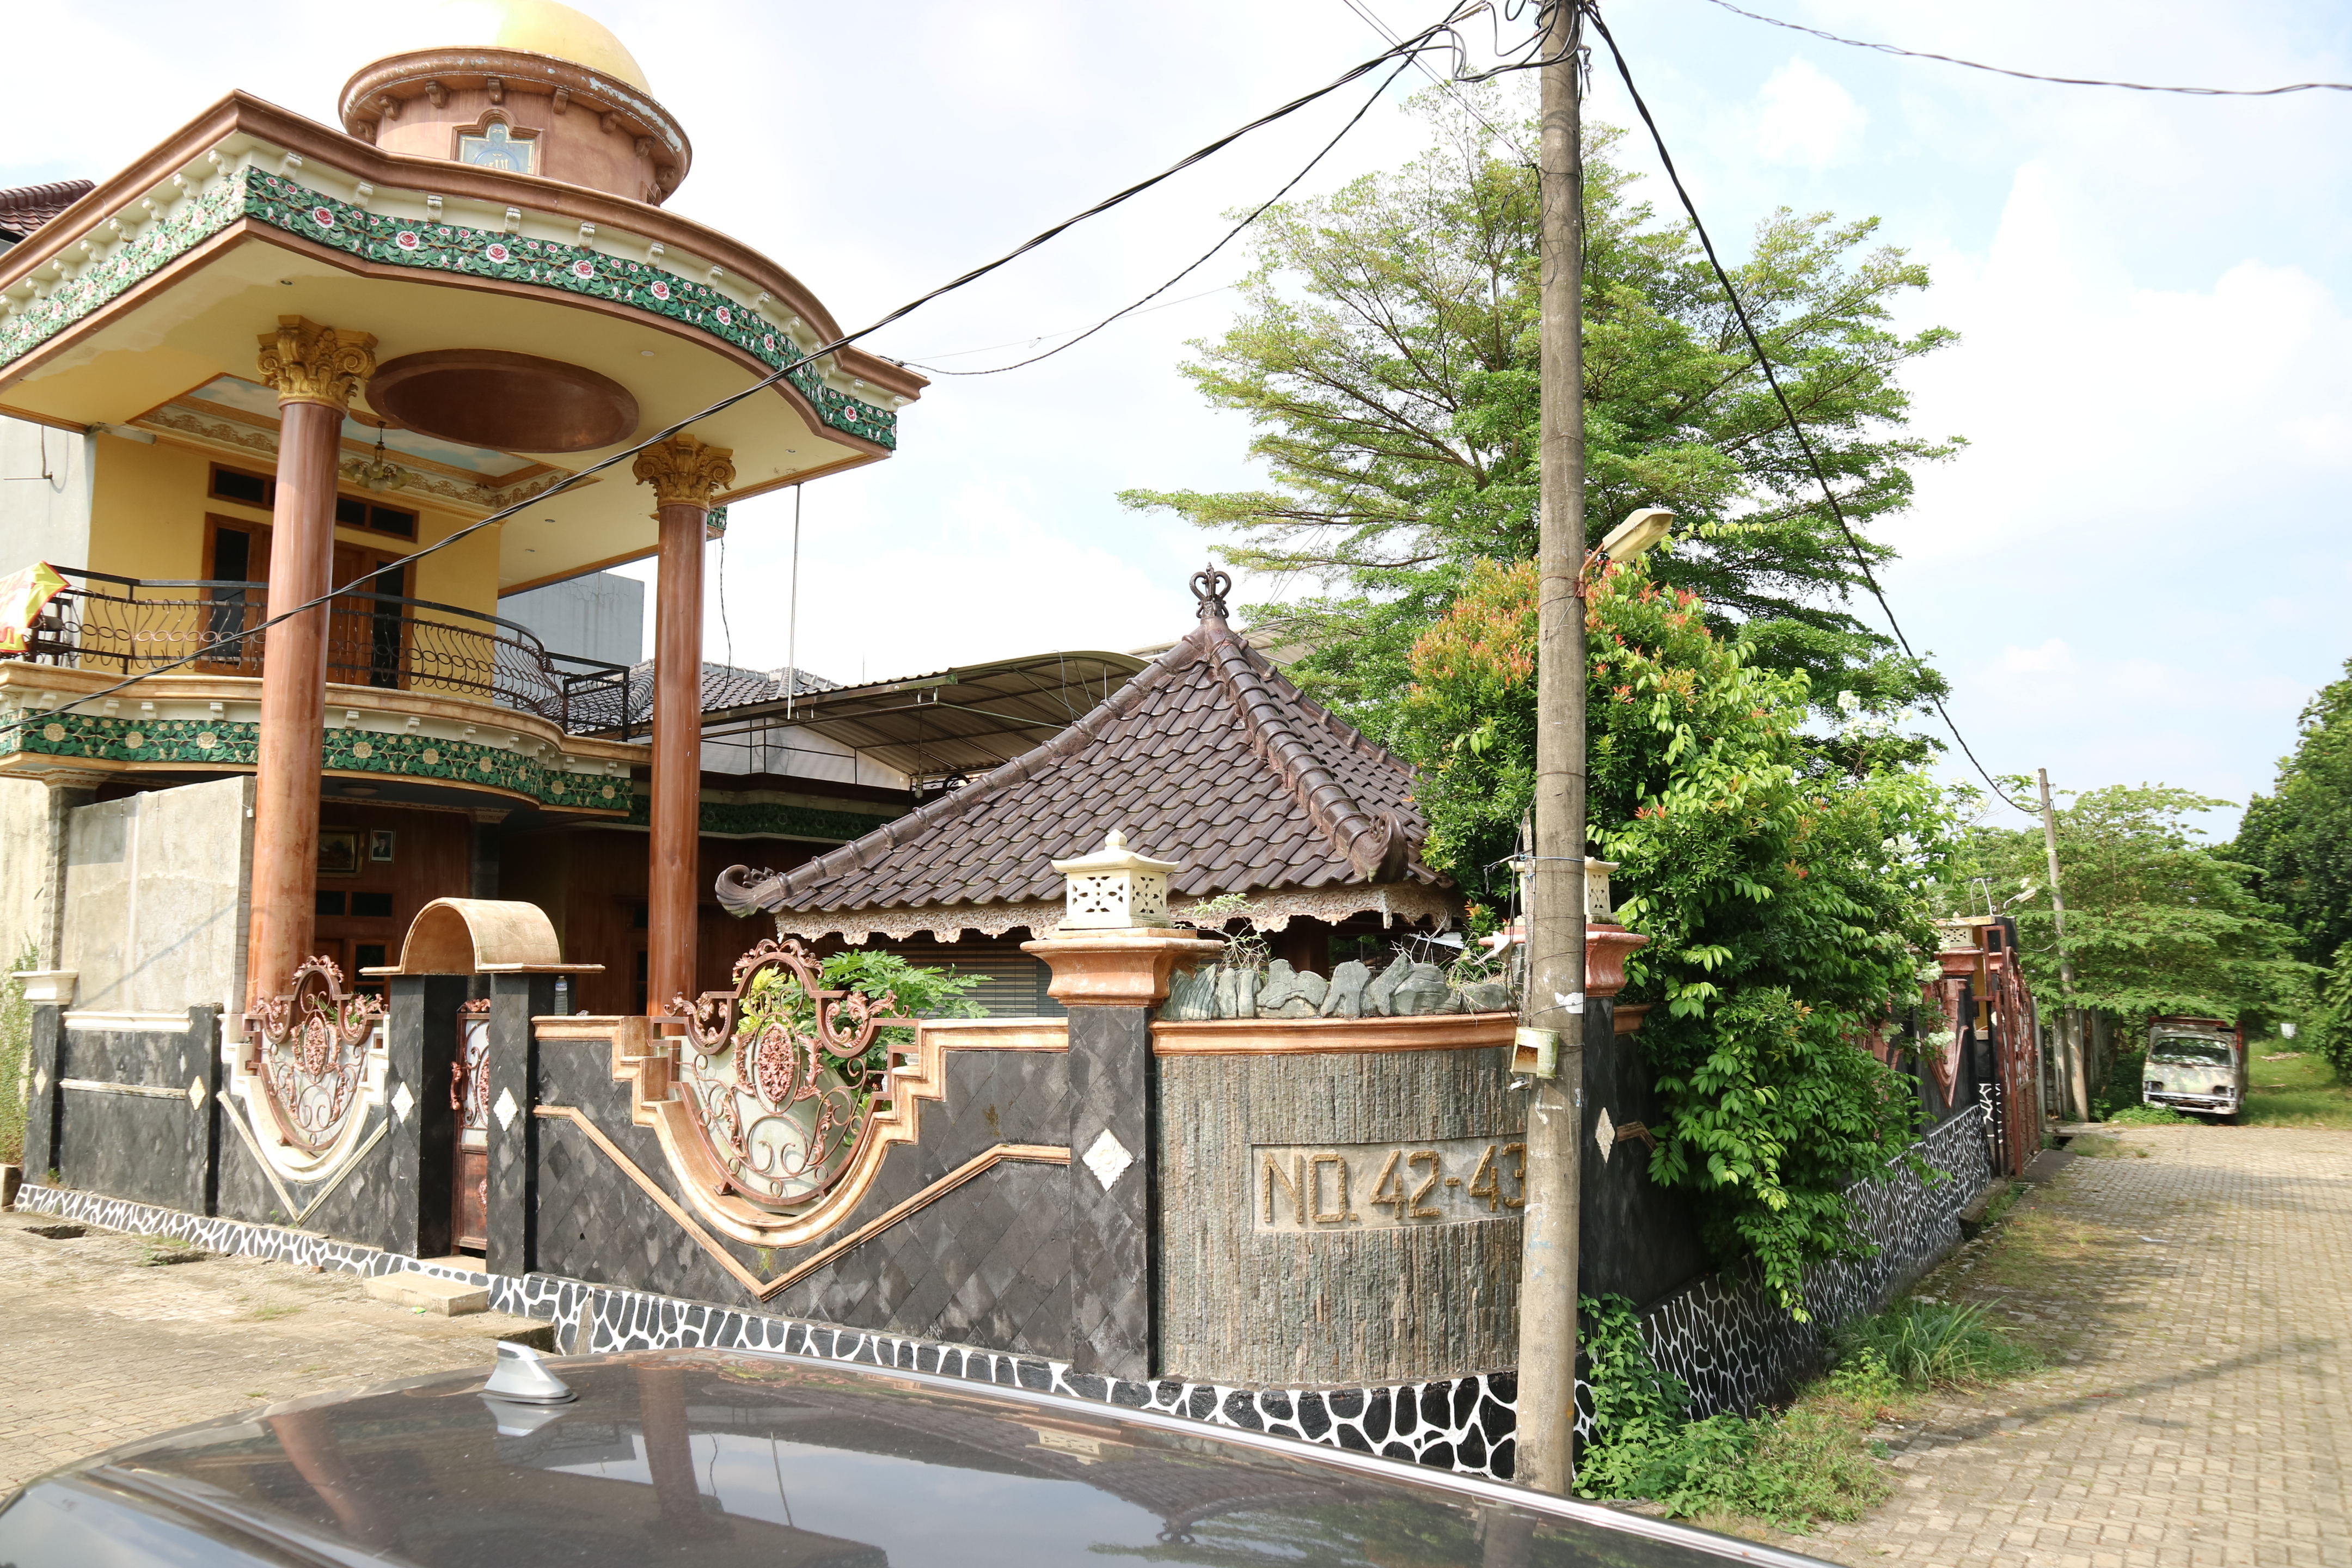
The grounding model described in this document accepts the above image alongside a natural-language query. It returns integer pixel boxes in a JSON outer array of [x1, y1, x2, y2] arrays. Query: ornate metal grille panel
[[246, 957, 383, 1154], [668, 940, 914, 1211]]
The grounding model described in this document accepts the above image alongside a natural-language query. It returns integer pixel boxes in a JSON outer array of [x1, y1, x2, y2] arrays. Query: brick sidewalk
[[1798, 1125, 2352, 1567], [0, 1211, 544, 1492]]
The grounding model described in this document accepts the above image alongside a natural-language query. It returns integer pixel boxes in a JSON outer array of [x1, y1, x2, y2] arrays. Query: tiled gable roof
[[719, 589, 1439, 920], [0, 180, 94, 239]]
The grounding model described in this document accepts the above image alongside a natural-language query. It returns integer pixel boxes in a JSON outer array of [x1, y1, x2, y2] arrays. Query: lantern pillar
[[1024, 830, 1222, 1378]]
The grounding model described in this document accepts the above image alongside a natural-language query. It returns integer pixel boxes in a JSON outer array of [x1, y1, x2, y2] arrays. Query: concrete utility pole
[[1515, 0, 1587, 1497], [2037, 768, 2088, 1120]]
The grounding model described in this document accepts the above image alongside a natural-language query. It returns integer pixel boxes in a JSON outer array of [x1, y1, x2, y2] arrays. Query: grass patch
[[248, 1301, 303, 1322], [1834, 1299, 2040, 1388], [2242, 1049, 2352, 1129], [2103, 1103, 2196, 1126], [2068, 1133, 2148, 1159], [1574, 1295, 2036, 1534]]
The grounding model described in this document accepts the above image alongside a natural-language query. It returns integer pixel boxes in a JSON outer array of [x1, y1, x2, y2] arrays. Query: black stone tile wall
[[48, 1009, 218, 1215], [1577, 998, 1707, 1305], [531, 1022, 1078, 1359], [1066, 1006, 1154, 1378]]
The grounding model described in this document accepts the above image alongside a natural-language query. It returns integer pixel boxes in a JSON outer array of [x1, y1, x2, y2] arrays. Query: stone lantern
[[1051, 829, 1179, 933], [1585, 857, 1619, 925]]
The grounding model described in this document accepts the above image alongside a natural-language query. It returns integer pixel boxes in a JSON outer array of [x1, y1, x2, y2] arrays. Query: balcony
[[4, 569, 642, 737]]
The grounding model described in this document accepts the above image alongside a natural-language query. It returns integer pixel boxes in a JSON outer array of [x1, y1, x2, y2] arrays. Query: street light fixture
[[1599, 507, 1673, 561]]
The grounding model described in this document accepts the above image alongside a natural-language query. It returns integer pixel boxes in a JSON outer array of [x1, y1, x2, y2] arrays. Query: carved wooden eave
[[769, 883, 1461, 945]]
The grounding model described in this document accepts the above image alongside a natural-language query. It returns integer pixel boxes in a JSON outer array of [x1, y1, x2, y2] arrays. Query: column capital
[[256, 316, 378, 409], [632, 433, 736, 510]]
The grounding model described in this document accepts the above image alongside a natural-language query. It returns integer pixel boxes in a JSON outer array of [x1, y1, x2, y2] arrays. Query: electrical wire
[[1699, 0, 2352, 97], [1338, 0, 1536, 163], [904, 51, 1420, 377], [901, 283, 1235, 363], [0, 17, 1473, 743], [1583, 1, 2037, 818]]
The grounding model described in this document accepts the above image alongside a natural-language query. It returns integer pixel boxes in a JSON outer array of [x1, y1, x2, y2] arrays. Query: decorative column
[[1023, 831, 1222, 1379], [245, 317, 376, 1020], [630, 434, 733, 1017]]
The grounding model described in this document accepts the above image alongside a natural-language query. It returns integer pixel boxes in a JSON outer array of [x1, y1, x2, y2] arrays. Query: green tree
[[2233, 657, 2352, 966], [1402, 558, 1953, 1308], [1120, 90, 1960, 749], [1950, 784, 2310, 1027]]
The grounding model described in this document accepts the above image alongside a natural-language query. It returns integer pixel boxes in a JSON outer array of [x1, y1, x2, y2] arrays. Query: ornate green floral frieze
[[2, 709, 628, 811], [620, 789, 895, 844], [0, 167, 898, 450]]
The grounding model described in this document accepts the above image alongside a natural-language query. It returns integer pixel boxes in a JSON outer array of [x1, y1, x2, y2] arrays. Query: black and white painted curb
[[14, 1102, 1990, 1484]]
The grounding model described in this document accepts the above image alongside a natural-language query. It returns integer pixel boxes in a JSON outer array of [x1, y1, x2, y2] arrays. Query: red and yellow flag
[[0, 562, 67, 653]]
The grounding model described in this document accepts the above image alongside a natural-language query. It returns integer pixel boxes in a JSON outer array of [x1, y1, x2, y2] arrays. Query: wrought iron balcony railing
[[3, 568, 644, 737]]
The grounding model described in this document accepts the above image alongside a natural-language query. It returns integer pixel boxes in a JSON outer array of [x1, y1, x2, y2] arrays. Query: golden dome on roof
[[407, 0, 651, 94]]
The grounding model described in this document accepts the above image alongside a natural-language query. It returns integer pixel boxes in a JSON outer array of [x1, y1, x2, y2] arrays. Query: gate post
[[1023, 835, 1221, 1380], [385, 974, 469, 1257], [485, 972, 556, 1277]]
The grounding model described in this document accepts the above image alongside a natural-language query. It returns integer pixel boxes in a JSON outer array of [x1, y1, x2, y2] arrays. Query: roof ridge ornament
[[1191, 564, 1231, 622]]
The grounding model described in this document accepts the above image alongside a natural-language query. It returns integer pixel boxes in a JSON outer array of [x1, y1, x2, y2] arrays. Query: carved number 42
[[1370, 1144, 1526, 1218]]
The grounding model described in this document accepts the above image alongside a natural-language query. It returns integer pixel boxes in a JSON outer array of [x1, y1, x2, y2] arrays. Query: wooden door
[[451, 1010, 491, 1252], [329, 544, 409, 690], [199, 517, 270, 675]]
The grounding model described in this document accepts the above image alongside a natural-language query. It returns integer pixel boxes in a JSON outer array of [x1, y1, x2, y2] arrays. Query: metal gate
[[451, 1000, 491, 1251]]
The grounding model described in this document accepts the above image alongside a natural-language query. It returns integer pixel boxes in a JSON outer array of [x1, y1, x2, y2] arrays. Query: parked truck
[[2142, 1015, 2248, 1120]]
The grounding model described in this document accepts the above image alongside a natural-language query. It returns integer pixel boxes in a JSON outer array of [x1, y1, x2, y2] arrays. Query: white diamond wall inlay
[[493, 1087, 518, 1130], [1083, 1128, 1134, 1190], [391, 1081, 415, 1123]]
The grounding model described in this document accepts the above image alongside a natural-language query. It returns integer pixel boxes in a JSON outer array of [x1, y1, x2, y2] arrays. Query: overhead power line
[[905, 51, 1419, 376], [1583, 1, 2037, 817], [1, 14, 1479, 743], [1700, 0, 2352, 97]]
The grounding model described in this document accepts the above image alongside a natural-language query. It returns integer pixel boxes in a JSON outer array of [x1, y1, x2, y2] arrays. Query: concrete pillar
[[244, 318, 376, 1019], [483, 971, 555, 1276], [39, 774, 101, 970], [629, 435, 732, 1017], [1024, 928, 1222, 1379]]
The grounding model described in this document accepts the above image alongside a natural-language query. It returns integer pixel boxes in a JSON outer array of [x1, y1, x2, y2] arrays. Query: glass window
[[2149, 1035, 2233, 1065]]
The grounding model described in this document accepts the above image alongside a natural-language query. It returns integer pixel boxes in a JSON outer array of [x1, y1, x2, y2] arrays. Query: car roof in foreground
[[0, 1346, 1834, 1568]]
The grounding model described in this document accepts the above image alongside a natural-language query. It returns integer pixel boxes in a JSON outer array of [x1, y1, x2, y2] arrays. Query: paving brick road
[[0, 1211, 543, 1493], [1798, 1125, 2352, 1567]]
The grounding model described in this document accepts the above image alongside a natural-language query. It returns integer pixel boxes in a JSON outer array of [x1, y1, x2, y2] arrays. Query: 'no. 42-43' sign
[[1253, 1135, 1526, 1233]]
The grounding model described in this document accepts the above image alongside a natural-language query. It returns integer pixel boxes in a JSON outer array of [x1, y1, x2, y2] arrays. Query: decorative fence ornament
[[667, 939, 915, 1211], [245, 956, 383, 1153]]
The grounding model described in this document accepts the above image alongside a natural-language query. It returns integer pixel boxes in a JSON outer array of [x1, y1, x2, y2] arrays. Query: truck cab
[[2142, 1016, 2247, 1120]]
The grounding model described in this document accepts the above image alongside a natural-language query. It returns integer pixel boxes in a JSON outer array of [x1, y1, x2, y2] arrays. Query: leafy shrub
[[1834, 1298, 2037, 1389], [1402, 560, 1954, 1311], [739, 950, 985, 1089], [2104, 1102, 2196, 1126], [0, 939, 34, 1166], [1576, 1294, 1892, 1531]]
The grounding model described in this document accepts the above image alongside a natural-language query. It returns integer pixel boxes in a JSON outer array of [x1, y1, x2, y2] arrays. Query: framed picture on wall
[[318, 828, 361, 877], [369, 829, 396, 863]]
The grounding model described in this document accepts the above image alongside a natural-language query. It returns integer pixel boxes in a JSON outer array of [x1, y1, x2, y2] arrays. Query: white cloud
[[1753, 58, 1867, 168]]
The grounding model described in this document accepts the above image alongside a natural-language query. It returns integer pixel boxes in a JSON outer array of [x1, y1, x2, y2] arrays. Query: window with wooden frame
[[208, 462, 420, 541]]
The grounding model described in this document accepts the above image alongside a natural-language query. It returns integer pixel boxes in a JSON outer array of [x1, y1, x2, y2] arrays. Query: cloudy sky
[[7, 0, 2347, 831]]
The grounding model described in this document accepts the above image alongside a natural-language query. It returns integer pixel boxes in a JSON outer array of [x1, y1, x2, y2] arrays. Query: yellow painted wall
[[84, 437, 211, 580], [82, 437, 500, 619]]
